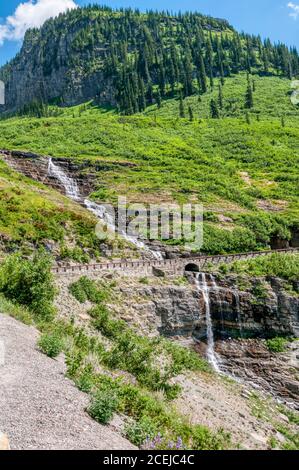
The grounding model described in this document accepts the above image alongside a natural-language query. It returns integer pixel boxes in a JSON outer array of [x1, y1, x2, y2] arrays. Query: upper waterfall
[[48, 158, 81, 202], [47, 158, 163, 259]]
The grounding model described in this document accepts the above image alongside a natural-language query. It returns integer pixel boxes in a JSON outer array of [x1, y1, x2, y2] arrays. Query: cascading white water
[[195, 273, 221, 373], [48, 158, 81, 201], [48, 158, 163, 259], [84, 198, 149, 251]]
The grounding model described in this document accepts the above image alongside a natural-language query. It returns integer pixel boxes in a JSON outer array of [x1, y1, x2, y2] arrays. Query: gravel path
[[0, 314, 135, 450]]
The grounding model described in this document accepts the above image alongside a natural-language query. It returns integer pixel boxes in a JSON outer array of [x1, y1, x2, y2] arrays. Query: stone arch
[[184, 263, 200, 273]]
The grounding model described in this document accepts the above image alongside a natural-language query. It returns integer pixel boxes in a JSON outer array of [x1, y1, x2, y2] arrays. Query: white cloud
[[0, 0, 78, 45], [288, 2, 299, 19]]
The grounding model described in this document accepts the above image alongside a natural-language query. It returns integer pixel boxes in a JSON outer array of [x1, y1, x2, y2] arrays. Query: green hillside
[[0, 6, 298, 114], [0, 158, 132, 261], [0, 72, 298, 255]]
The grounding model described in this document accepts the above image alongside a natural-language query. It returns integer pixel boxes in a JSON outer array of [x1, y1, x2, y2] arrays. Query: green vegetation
[[250, 392, 299, 450], [0, 251, 56, 320], [36, 268, 228, 448], [266, 337, 289, 353], [68, 276, 209, 398], [16, 265, 226, 449], [0, 158, 138, 260], [125, 417, 157, 446], [38, 332, 64, 358], [0, 294, 32, 325], [69, 276, 108, 304], [219, 252, 299, 282], [0, 74, 298, 255], [1, 6, 297, 115], [0, 259, 225, 449], [0, 7, 298, 256], [88, 389, 119, 425]]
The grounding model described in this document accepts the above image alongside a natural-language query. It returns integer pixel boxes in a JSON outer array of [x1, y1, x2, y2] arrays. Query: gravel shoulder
[[0, 314, 135, 450]]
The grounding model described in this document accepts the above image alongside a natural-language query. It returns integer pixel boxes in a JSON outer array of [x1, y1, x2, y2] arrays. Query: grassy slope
[[0, 73, 298, 254], [217, 252, 299, 282], [0, 158, 127, 260]]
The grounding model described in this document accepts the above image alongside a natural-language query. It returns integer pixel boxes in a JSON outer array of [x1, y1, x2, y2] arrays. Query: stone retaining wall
[[52, 248, 299, 277]]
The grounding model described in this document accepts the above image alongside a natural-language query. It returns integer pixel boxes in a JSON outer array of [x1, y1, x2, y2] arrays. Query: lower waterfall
[[195, 273, 221, 373]]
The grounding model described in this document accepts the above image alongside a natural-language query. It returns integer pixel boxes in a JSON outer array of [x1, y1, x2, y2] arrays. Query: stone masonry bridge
[[52, 247, 299, 278]]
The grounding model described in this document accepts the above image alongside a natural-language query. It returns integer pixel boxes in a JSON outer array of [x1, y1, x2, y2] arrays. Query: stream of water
[[195, 273, 221, 373], [48, 158, 163, 259]]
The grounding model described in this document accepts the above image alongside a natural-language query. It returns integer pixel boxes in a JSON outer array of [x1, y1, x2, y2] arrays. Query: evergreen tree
[[218, 84, 223, 109], [179, 91, 185, 118], [138, 77, 146, 111], [245, 82, 254, 109], [197, 52, 207, 94], [210, 99, 220, 119], [156, 89, 162, 108], [2, 6, 299, 115], [188, 105, 194, 121]]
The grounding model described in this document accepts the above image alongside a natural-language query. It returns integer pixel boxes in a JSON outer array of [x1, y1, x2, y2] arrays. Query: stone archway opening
[[184, 263, 200, 273]]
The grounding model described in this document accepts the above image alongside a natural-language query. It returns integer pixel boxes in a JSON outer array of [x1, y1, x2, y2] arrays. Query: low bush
[[88, 389, 119, 424], [191, 425, 231, 450], [266, 337, 289, 353], [0, 251, 56, 319], [38, 332, 63, 358], [125, 417, 158, 446], [69, 276, 108, 304]]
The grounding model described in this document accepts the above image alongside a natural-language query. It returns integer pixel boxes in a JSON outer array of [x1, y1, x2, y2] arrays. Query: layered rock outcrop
[[103, 274, 299, 340], [193, 274, 299, 340], [215, 339, 299, 406], [0, 149, 95, 197]]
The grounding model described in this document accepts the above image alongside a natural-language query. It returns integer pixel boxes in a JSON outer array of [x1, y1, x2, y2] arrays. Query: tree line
[[1, 6, 298, 115]]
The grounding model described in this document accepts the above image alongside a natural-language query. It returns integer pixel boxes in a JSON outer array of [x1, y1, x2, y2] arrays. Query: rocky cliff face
[[193, 274, 299, 340], [104, 273, 299, 340], [0, 19, 115, 113], [215, 339, 299, 407], [0, 149, 96, 197]]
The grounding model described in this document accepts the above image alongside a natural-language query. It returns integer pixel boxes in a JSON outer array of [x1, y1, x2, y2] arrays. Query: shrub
[[60, 246, 90, 264], [75, 366, 95, 393], [0, 251, 56, 319], [191, 425, 231, 450], [125, 417, 158, 446], [69, 277, 107, 304], [266, 337, 289, 353], [89, 305, 125, 338], [88, 389, 119, 424], [228, 253, 299, 282], [38, 332, 63, 358]]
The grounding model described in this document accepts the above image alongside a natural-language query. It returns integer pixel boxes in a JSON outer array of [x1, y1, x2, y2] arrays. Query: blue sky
[[0, 0, 298, 66]]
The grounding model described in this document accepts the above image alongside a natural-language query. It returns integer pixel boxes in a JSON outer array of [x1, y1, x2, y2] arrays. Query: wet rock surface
[[0, 150, 96, 198], [193, 274, 299, 340], [214, 339, 299, 409]]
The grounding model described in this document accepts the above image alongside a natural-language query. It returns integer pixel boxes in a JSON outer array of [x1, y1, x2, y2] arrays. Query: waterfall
[[48, 158, 81, 201], [84, 198, 149, 251], [195, 273, 221, 373], [47, 158, 163, 259]]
